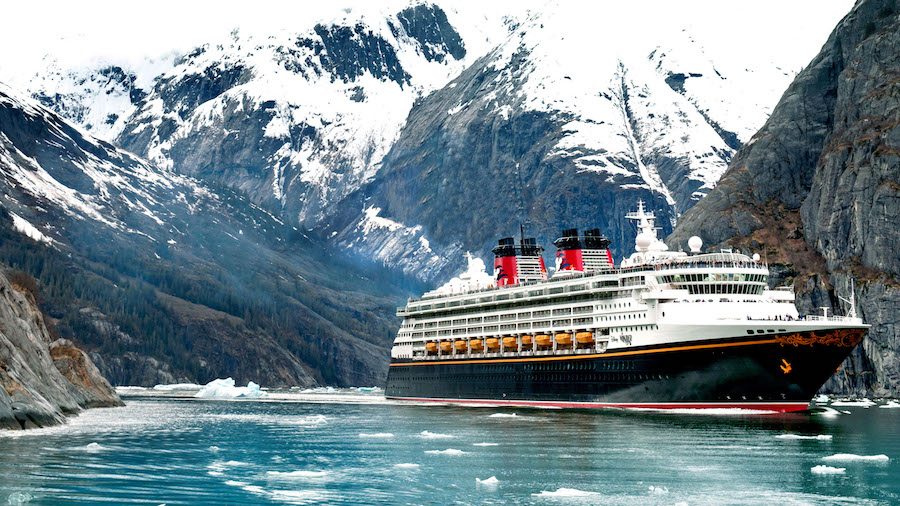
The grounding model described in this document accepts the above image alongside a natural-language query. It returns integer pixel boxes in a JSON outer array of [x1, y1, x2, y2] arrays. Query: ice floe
[[830, 399, 876, 407], [393, 463, 420, 469], [532, 488, 600, 498], [6, 492, 34, 505], [776, 434, 832, 440], [880, 400, 900, 409], [488, 413, 518, 418], [822, 454, 889, 463], [425, 449, 467, 455], [153, 382, 202, 391], [473, 442, 499, 447], [648, 485, 669, 495], [418, 430, 454, 439], [358, 433, 394, 438], [266, 470, 328, 479], [476, 476, 499, 489], [195, 378, 268, 399], [811, 465, 846, 475]]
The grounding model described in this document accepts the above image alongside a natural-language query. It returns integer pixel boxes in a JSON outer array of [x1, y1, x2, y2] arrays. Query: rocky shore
[[0, 269, 122, 430]]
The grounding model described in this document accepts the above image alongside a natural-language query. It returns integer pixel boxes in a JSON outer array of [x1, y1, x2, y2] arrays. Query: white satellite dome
[[635, 232, 654, 251], [688, 236, 703, 253], [752, 253, 761, 261]]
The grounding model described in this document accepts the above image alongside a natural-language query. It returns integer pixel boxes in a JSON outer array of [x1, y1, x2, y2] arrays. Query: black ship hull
[[384, 328, 866, 412]]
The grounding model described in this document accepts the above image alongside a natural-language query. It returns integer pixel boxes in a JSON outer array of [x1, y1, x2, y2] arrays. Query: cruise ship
[[384, 203, 868, 412]]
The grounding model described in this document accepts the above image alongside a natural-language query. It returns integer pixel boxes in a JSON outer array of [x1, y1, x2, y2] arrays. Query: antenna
[[837, 279, 858, 319]]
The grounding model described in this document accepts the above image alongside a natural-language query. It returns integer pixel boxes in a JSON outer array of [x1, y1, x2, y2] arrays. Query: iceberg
[[879, 400, 900, 409], [811, 465, 846, 475], [822, 454, 890, 463], [194, 378, 268, 399]]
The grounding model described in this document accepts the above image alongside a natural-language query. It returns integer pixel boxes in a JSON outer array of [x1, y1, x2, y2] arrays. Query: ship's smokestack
[[492, 236, 546, 286], [553, 228, 614, 273]]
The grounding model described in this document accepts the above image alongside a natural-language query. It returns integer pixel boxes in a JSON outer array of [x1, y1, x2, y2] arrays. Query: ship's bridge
[[651, 252, 769, 296]]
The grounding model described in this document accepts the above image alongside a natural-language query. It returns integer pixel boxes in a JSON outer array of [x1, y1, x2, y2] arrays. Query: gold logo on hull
[[776, 329, 864, 348]]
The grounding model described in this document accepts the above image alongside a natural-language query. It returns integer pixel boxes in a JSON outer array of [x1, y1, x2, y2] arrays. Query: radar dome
[[688, 236, 703, 253], [752, 253, 761, 261], [635, 232, 654, 251]]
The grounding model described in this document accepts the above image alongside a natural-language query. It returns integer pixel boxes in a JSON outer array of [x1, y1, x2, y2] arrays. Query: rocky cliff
[[670, 0, 900, 396], [0, 269, 122, 430]]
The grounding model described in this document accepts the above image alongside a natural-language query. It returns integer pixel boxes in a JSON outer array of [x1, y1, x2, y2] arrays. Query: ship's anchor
[[780, 359, 792, 374]]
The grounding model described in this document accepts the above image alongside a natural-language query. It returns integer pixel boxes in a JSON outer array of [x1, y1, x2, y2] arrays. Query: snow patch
[[9, 213, 52, 244]]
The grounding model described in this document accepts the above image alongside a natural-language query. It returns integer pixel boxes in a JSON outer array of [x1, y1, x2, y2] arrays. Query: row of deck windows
[[657, 273, 767, 283]]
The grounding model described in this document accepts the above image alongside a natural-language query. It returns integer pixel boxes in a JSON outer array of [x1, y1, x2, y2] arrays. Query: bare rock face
[[49, 339, 123, 409], [0, 270, 122, 430], [669, 0, 900, 396]]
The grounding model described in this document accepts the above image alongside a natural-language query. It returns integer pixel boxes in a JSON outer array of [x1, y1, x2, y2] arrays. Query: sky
[[0, 0, 856, 88]]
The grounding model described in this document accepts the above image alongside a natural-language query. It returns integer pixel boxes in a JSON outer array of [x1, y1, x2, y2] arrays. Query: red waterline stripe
[[386, 396, 810, 413]]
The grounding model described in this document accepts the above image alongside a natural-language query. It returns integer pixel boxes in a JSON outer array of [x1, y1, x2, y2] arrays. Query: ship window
[[746, 330, 754, 335], [757, 329, 764, 333]]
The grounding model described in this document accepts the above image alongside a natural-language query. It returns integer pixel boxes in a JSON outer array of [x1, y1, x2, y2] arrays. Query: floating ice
[[6, 492, 34, 505], [72, 442, 108, 452], [425, 449, 467, 455], [194, 378, 268, 399], [153, 382, 202, 391], [488, 413, 518, 418], [393, 463, 420, 469], [822, 454, 889, 463], [208, 446, 221, 452], [418, 431, 454, 439], [224, 480, 249, 487], [880, 400, 900, 409], [476, 476, 499, 488], [648, 485, 669, 495], [776, 434, 833, 440], [813, 394, 830, 403], [272, 490, 328, 502], [359, 433, 394, 438], [266, 470, 328, 478], [473, 443, 500, 447], [830, 399, 875, 407], [532, 488, 601, 498], [811, 465, 846, 475]]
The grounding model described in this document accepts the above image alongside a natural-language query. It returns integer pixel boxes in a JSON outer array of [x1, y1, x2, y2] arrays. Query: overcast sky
[[0, 0, 856, 88]]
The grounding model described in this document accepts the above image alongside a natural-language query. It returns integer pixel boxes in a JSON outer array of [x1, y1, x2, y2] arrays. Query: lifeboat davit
[[521, 335, 533, 346], [454, 340, 468, 351], [502, 337, 518, 349], [426, 342, 438, 352], [486, 338, 500, 350], [575, 332, 594, 344], [440, 341, 453, 352], [470, 339, 484, 351], [535, 334, 551, 347], [555, 333, 573, 346]]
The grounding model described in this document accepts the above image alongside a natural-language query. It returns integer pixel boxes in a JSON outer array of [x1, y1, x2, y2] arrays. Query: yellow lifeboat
[[535, 334, 552, 347], [470, 339, 484, 351], [576, 332, 594, 344], [454, 340, 468, 351], [440, 341, 453, 352], [486, 338, 500, 350], [555, 333, 573, 346], [426, 342, 438, 353], [502, 337, 518, 349], [521, 335, 533, 346]]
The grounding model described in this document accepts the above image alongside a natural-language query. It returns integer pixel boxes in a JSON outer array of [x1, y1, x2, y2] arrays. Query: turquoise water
[[1, 390, 898, 505]]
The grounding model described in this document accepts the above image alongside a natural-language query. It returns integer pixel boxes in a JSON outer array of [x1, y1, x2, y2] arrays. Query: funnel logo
[[555, 251, 572, 271], [495, 266, 509, 282]]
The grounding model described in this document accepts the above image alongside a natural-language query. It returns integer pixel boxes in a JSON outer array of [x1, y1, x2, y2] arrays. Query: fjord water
[[1, 391, 897, 505]]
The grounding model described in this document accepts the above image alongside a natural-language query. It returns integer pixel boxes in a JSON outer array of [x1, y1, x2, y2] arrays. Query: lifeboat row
[[424, 332, 596, 354]]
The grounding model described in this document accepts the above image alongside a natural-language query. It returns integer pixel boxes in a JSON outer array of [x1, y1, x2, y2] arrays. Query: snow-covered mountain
[[0, 82, 404, 387], [18, 1, 850, 285]]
